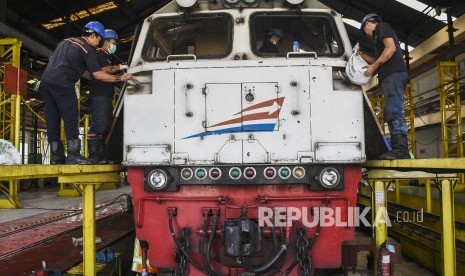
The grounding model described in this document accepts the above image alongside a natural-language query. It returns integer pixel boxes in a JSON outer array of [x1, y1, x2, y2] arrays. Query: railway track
[[0, 208, 135, 275]]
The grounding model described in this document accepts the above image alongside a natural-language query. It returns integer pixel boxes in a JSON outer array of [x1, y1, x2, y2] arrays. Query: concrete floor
[[0, 184, 435, 275]]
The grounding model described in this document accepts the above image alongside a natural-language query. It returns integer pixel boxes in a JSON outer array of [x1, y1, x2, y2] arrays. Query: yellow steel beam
[[370, 180, 388, 275], [365, 158, 465, 173], [59, 173, 121, 183], [438, 61, 463, 159], [425, 179, 432, 213], [405, 81, 416, 156], [81, 183, 97, 276], [440, 179, 457, 276], [0, 164, 123, 181], [366, 166, 459, 276]]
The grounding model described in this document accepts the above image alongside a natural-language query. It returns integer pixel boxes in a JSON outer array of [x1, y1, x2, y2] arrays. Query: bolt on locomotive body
[[125, 0, 370, 274]]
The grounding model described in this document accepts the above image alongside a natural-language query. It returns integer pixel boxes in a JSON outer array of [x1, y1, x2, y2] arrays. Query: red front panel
[[128, 166, 361, 275]]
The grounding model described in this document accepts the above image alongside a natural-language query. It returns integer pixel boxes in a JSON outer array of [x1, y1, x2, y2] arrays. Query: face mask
[[108, 43, 117, 54]]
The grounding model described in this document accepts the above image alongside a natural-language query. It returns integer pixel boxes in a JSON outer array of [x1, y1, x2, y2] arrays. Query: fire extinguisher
[[378, 243, 391, 276]]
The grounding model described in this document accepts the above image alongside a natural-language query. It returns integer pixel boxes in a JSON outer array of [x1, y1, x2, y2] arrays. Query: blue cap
[[268, 28, 284, 39], [359, 13, 382, 38], [104, 29, 119, 41], [84, 21, 105, 39]]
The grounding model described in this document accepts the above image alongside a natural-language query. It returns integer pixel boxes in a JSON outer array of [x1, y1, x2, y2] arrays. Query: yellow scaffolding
[[0, 38, 23, 208], [370, 95, 385, 133], [405, 81, 416, 156], [0, 164, 123, 276], [437, 61, 463, 159], [365, 158, 465, 276]]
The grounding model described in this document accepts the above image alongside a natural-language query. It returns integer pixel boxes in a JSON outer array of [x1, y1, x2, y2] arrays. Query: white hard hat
[[345, 52, 370, 85]]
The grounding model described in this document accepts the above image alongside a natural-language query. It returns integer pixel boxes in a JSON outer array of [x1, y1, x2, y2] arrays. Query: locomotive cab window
[[142, 14, 232, 61], [252, 13, 344, 57]]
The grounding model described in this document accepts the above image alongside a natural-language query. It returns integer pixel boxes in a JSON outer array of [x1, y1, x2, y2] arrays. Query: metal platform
[[364, 158, 465, 276]]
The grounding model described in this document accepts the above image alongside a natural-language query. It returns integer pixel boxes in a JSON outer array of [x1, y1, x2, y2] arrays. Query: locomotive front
[[125, 0, 365, 274]]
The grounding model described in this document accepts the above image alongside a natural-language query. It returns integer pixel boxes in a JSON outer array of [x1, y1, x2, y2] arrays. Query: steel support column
[[0, 38, 22, 208], [425, 179, 432, 213], [405, 81, 416, 156], [370, 180, 389, 275], [440, 179, 456, 276], [370, 95, 385, 133], [438, 61, 463, 159]]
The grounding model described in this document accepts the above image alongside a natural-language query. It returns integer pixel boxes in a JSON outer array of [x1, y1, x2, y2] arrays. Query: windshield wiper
[[295, 8, 318, 36]]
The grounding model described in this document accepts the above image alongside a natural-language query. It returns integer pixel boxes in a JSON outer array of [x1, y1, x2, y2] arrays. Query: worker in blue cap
[[88, 29, 128, 163], [39, 21, 132, 165], [358, 13, 410, 159], [259, 28, 283, 54]]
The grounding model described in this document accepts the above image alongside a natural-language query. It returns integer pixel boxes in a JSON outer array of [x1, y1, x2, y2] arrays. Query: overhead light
[[286, 0, 304, 4], [176, 0, 197, 8]]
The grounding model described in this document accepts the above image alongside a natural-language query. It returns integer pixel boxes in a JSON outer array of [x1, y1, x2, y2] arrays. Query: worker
[[39, 21, 132, 165], [358, 13, 410, 159], [258, 28, 283, 54], [87, 29, 127, 164]]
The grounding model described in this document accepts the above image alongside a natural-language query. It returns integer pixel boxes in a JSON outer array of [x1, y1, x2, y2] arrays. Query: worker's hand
[[364, 64, 375, 77], [120, 73, 132, 82], [119, 64, 129, 70]]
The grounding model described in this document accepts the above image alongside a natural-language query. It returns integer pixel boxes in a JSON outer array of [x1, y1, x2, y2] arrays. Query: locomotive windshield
[[252, 12, 344, 57], [142, 14, 232, 60]]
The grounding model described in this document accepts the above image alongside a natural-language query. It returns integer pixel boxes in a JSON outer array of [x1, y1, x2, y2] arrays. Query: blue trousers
[[88, 96, 113, 143], [380, 72, 408, 135], [40, 82, 79, 142]]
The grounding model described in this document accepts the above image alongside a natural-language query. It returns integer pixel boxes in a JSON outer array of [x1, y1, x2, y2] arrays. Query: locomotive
[[125, 0, 369, 274]]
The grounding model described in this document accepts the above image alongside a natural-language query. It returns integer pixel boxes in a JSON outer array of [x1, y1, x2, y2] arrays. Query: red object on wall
[[4, 64, 27, 97]]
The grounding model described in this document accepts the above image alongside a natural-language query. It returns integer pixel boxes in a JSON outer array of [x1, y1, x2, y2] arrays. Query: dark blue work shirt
[[373, 22, 407, 81], [89, 49, 115, 98], [41, 37, 100, 88]]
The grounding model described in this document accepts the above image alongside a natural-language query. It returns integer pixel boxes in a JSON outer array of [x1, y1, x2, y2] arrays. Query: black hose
[[168, 214, 206, 273], [201, 215, 218, 276], [244, 242, 289, 274], [206, 214, 220, 276]]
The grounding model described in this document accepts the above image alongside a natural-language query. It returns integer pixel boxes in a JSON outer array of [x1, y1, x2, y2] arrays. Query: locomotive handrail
[[166, 54, 197, 62], [286, 51, 318, 59]]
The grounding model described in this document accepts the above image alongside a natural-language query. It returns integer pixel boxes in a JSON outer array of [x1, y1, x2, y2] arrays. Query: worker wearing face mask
[[88, 29, 128, 163]]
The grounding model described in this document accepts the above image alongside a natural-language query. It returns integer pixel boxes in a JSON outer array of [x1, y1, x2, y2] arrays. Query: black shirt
[[89, 49, 115, 98], [259, 40, 279, 54], [41, 37, 100, 88], [373, 22, 407, 81]]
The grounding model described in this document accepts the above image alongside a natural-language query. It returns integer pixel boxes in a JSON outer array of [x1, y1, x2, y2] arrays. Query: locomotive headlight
[[242, 0, 257, 4], [147, 169, 168, 190], [318, 167, 341, 189], [286, 0, 304, 4], [225, 0, 240, 5], [176, 0, 197, 8]]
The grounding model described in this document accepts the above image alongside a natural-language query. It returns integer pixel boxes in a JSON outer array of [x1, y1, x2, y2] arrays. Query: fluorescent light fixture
[[395, 0, 456, 22]]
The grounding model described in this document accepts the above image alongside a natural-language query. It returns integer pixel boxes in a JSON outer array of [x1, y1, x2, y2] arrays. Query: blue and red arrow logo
[[183, 97, 285, 139]]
